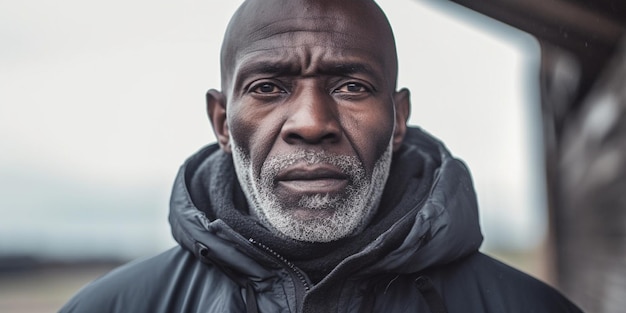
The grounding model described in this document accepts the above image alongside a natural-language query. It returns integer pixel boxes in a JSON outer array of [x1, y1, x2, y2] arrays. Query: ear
[[392, 88, 411, 152], [206, 89, 231, 153]]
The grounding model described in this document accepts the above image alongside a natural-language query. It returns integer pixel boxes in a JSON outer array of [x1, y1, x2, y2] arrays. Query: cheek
[[342, 104, 395, 170], [228, 111, 253, 151], [227, 104, 283, 172]]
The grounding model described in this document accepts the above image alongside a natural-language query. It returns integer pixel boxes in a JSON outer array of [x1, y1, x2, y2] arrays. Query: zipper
[[248, 237, 311, 294]]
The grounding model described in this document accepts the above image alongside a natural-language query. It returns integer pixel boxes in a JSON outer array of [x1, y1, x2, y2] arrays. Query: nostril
[[285, 132, 305, 143], [283, 125, 340, 145], [320, 132, 339, 142]]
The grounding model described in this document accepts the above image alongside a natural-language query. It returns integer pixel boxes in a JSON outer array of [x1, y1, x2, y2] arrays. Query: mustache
[[260, 150, 365, 179]]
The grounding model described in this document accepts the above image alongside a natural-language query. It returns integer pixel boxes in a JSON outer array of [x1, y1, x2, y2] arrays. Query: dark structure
[[440, 0, 626, 312]]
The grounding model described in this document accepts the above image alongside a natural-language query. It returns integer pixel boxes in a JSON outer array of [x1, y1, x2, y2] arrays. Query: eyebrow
[[323, 63, 377, 78], [236, 61, 295, 78]]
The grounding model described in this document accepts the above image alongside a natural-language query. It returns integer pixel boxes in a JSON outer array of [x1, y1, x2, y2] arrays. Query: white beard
[[231, 140, 393, 242]]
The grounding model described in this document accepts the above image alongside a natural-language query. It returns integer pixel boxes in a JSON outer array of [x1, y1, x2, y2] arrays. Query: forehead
[[221, 0, 397, 89], [235, 18, 386, 73], [239, 15, 379, 53]]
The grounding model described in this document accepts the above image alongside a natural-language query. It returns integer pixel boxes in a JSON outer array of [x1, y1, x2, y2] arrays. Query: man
[[61, 0, 583, 312]]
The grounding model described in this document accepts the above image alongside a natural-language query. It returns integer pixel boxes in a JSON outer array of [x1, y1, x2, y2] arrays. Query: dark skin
[[206, 0, 411, 218]]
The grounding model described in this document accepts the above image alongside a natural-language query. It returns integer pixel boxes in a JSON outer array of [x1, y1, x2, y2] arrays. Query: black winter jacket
[[60, 128, 583, 313]]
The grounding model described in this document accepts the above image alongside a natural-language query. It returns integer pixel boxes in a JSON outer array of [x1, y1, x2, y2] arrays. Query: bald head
[[219, 0, 399, 95]]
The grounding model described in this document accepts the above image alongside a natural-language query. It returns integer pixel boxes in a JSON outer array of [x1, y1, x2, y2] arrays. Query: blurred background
[[1, 0, 623, 312]]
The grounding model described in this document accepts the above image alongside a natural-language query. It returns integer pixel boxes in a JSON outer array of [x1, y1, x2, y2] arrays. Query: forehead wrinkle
[[238, 30, 371, 61], [232, 47, 387, 87], [245, 16, 364, 43], [238, 41, 380, 57]]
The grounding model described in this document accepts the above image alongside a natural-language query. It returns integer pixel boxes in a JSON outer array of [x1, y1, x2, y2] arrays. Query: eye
[[334, 82, 370, 93], [251, 82, 285, 94]]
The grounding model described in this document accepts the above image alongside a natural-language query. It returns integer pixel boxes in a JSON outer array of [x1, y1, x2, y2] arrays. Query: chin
[[261, 204, 365, 243]]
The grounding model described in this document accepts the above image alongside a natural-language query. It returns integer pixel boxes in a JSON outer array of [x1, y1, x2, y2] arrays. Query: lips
[[274, 164, 349, 194]]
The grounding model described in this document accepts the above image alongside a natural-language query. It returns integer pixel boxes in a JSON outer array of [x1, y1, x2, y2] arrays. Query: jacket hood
[[168, 127, 483, 281]]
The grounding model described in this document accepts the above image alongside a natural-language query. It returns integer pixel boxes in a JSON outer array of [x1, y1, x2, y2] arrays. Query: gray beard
[[231, 141, 393, 242]]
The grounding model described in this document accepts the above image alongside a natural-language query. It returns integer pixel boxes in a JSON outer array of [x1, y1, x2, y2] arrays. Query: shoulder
[[428, 252, 584, 313], [59, 246, 241, 313]]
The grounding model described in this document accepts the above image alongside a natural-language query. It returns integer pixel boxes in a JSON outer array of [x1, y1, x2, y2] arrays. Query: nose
[[281, 87, 342, 145]]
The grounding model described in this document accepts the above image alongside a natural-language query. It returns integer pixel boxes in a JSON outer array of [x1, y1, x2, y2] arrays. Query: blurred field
[[0, 260, 122, 313]]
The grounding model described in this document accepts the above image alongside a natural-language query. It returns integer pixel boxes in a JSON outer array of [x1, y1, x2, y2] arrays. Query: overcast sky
[[0, 0, 546, 260]]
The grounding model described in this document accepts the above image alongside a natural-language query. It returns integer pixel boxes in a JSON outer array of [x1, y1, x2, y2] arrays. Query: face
[[208, 0, 410, 242]]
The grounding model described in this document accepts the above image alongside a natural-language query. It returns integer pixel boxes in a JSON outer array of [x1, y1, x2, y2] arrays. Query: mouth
[[274, 164, 349, 195]]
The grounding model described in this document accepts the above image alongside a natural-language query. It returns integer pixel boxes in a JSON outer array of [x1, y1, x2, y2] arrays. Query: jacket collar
[[168, 127, 483, 279]]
